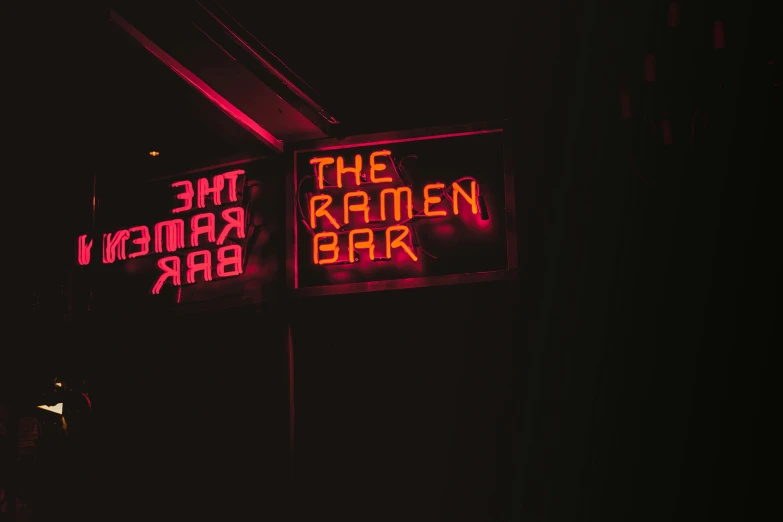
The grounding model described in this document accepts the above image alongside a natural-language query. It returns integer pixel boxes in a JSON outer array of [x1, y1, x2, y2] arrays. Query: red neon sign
[[299, 149, 489, 267], [76, 169, 247, 295]]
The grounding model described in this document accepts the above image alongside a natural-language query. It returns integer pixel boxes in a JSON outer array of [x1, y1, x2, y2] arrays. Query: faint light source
[[54, 381, 63, 388], [645, 54, 656, 83], [149, 150, 160, 157], [37, 403, 63, 415], [713, 21, 725, 49], [668, 2, 679, 28]]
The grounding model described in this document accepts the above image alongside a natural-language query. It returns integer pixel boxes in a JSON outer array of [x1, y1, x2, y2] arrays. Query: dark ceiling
[[103, 19, 269, 179], [216, 0, 515, 134]]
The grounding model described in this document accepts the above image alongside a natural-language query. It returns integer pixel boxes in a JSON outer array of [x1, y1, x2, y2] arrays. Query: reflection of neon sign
[[76, 170, 247, 295], [298, 150, 489, 266]]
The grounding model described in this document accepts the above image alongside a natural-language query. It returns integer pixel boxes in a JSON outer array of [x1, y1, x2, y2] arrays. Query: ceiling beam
[[109, 10, 284, 154], [196, 0, 339, 127]]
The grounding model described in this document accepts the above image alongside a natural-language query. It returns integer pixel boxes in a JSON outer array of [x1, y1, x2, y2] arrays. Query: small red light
[[668, 2, 679, 28], [645, 54, 656, 83], [620, 84, 632, 119], [661, 118, 673, 145], [713, 21, 725, 49]]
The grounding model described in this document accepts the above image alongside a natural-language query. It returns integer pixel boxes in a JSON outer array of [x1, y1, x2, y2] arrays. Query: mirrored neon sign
[[76, 170, 247, 295]]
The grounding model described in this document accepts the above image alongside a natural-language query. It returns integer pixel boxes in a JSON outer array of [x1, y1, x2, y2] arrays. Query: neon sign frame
[[288, 123, 517, 296]]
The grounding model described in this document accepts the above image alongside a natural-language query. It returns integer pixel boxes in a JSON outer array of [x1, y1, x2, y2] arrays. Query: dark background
[[508, 1, 780, 520], [7, 0, 781, 520], [290, 281, 515, 521]]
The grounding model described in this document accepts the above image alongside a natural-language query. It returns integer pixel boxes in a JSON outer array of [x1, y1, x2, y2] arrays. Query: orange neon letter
[[102, 230, 130, 264], [197, 175, 225, 208], [369, 150, 393, 183], [313, 232, 339, 265], [452, 180, 478, 214], [309, 195, 340, 230], [348, 228, 375, 262], [186, 250, 212, 284], [423, 183, 447, 217], [221, 170, 245, 202], [171, 180, 194, 213], [336, 154, 362, 188], [217, 244, 243, 277], [154, 219, 185, 253], [77, 235, 93, 266], [151, 256, 181, 294], [217, 207, 245, 245], [343, 191, 370, 225], [128, 226, 150, 259], [310, 157, 334, 189], [190, 213, 216, 247], [385, 225, 418, 261], [380, 187, 413, 222]]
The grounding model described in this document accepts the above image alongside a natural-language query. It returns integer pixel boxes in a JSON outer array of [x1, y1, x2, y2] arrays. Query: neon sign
[[76, 170, 247, 295], [304, 151, 486, 265], [292, 128, 515, 294]]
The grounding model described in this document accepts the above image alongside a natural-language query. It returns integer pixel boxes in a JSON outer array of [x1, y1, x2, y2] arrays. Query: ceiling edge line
[[109, 9, 285, 154]]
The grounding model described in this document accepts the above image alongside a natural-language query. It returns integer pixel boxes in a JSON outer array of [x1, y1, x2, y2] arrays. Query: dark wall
[[510, 1, 780, 520], [290, 281, 516, 522], [77, 305, 290, 520]]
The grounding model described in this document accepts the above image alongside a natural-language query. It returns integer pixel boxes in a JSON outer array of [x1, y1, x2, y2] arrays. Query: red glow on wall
[[76, 170, 248, 295]]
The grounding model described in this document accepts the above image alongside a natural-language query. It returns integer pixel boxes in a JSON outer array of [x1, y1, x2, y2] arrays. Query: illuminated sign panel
[[76, 169, 245, 295], [74, 159, 283, 308], [291, 128, 516, 294]]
